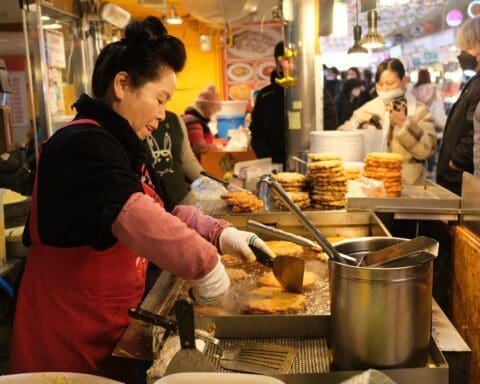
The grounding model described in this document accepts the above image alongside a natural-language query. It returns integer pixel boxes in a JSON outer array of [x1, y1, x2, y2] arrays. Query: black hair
[[92, 16, 186, 100], [330, 67, 340, 75], [347, 67, 361, 79], [274, 41, 284, 60], [341, 78, 364, 97], [375, 58, 405, 83]]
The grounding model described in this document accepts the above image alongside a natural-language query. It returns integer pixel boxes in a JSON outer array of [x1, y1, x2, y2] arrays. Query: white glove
[[219, 227, 275, 263], [190, 255, 231, 304]]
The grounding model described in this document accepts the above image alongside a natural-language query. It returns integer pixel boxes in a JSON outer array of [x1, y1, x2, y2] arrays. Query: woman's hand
[[190, 255, 230, 304], [219, 227, 275, 263]]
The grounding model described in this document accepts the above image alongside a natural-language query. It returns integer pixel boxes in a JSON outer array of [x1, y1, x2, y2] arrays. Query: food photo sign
[[223, 22, 284, 101]]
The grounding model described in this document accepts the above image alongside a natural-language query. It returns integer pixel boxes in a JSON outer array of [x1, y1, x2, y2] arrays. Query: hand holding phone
[[389, 95, 407, 127]]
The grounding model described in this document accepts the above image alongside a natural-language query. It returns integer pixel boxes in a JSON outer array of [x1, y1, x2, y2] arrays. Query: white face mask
[[377, 88, 404, 103], [351, 88, 362, 98]]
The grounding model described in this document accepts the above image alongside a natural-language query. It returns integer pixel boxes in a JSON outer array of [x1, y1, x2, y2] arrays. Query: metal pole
[[285, 0, 317, 171], [21, 2, 40, 164]]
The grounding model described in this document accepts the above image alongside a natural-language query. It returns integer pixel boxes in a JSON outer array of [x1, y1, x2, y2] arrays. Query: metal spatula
[[220, 343, 297, 375], [249, 245, 305, 293], [163, 297, 215, 375]]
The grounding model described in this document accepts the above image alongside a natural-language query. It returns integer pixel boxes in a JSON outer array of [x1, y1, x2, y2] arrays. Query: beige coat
[[338, 93, 436, 185]]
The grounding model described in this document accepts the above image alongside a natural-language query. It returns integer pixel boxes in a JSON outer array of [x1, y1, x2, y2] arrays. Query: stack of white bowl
[[310, 131, 365, 162]]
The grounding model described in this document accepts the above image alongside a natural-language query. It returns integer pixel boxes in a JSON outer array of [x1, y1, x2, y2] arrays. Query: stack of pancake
[[272, 172, 306, 191], [363, 152, 404, 197], [273, 191, 311, 210], [344, 167, 362, 181], [272, 172, 310, 209], [307, 153, 346, 210]]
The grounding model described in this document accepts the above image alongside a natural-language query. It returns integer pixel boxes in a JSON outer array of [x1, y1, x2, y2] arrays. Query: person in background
[[323, 87, 339, 131], [411, 69, 447, 180], [346, 67, 361, 80], [146, 110, 203, 212], [363, 68, 377, 98], [250, 41, 286, 165], [182, 85, 221, 160], [325, 66, 342, 99], [250, 42, 338, 165], [335, 78, 369, 125], [338, 58, 436, 185], [437, 16, 480, 195], [10, 16, 274, 382]]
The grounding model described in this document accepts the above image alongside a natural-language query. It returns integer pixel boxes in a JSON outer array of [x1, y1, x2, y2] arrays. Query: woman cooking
[[10, 16, 273, 382], [338, 58, 436, 185]]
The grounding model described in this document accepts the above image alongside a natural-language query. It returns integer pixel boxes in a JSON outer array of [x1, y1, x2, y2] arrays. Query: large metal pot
[[329, 237, 434, 370]]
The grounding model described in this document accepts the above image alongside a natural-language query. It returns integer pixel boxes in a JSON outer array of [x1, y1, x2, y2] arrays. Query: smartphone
[[391, 95, 407, 113]]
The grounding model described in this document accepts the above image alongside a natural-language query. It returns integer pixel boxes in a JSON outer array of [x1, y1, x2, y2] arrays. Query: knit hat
[[195, 84, 221, 115]]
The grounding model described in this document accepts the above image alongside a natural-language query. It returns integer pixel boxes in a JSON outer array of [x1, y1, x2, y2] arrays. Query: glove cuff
[[191, 255, 230, 303]]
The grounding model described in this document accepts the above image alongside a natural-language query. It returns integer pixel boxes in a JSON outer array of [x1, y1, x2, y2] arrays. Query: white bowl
[[0, 372, 122, 383], [155, 373, 285, 384]]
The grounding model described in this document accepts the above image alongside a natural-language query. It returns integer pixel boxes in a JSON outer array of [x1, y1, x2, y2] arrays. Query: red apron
[[10, 119, 158, 381]]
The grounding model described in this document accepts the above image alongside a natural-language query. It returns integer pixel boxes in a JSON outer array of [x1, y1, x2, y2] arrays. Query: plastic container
[[217, 114, 244, 138], [154, 373, 285, 384], [218, 100, 247, 116]]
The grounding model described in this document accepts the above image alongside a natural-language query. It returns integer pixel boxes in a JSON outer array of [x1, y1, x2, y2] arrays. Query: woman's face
[[346, 69, 358, 80], [113, 68, 176, 140], [375, 69, 403, 92]]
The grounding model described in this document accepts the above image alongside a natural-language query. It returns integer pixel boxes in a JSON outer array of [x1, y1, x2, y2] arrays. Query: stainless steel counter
[[347, 180, 461, 221]]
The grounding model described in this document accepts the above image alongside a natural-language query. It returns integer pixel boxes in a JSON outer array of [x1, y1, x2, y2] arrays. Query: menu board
[[223, 22, 284, 101]]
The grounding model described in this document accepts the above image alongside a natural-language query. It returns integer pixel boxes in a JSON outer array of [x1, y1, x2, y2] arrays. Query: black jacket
[[23, 94, 144, 250], [250, 72, 338, 163], [250, 71, 286, 164], [437, 74, 480, 195], [323, 88, 339, 130]]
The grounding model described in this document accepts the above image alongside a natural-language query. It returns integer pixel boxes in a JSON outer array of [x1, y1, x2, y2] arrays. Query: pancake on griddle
[[258, 270, 317, 289], [246, 292, 307, 314]]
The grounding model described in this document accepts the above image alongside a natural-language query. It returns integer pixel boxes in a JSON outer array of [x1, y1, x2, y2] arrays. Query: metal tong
[[256, 176, 357, 264], [247, 219, 321, 250], [200, 170, 250, 193]]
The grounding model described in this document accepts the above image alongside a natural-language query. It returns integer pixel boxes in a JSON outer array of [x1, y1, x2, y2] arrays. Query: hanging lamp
[[360, 9, 384, 49], [348, 0, 368, 58], [166, 7, 182, 25]]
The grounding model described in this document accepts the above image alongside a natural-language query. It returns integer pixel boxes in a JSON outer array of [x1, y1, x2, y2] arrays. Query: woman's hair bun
[[124, 16, 168, 45]]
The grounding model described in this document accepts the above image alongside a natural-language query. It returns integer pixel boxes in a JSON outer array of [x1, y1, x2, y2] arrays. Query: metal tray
[[346, 180, 460, 221], [194, 316, 448, 384]]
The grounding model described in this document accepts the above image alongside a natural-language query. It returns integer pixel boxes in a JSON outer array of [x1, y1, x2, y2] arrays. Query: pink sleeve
[[112, 193, 218, 280], [172, 205, 231, 250]]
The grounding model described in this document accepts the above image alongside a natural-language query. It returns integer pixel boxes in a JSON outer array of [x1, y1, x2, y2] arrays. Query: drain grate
[[204, 337, 331, 374]]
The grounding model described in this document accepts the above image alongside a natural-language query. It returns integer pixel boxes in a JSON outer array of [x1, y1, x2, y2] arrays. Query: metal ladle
[[256, 176, 357, 265]]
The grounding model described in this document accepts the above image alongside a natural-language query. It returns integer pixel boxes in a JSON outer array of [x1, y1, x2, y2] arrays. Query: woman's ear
[[401, 75, 410, 89], [112, 71, 130, 100]]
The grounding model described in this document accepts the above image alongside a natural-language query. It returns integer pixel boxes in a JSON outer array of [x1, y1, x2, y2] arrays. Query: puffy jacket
[[437, 74, 480, 195], [338, 93, 436, 185]]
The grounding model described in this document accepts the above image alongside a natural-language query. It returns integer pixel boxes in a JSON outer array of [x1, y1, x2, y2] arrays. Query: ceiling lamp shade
[[348, 25, 368, 57], [348, 0, 368, 59], [360, 9, 384, 49], [166, 7, 182, 25]]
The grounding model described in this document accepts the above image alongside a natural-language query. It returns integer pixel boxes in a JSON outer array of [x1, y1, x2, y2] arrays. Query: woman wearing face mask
[[338, 58, 436, 185], [437, 16, 480, 196], [10, 17, 274, 382], [335, 78, 370, 125]]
